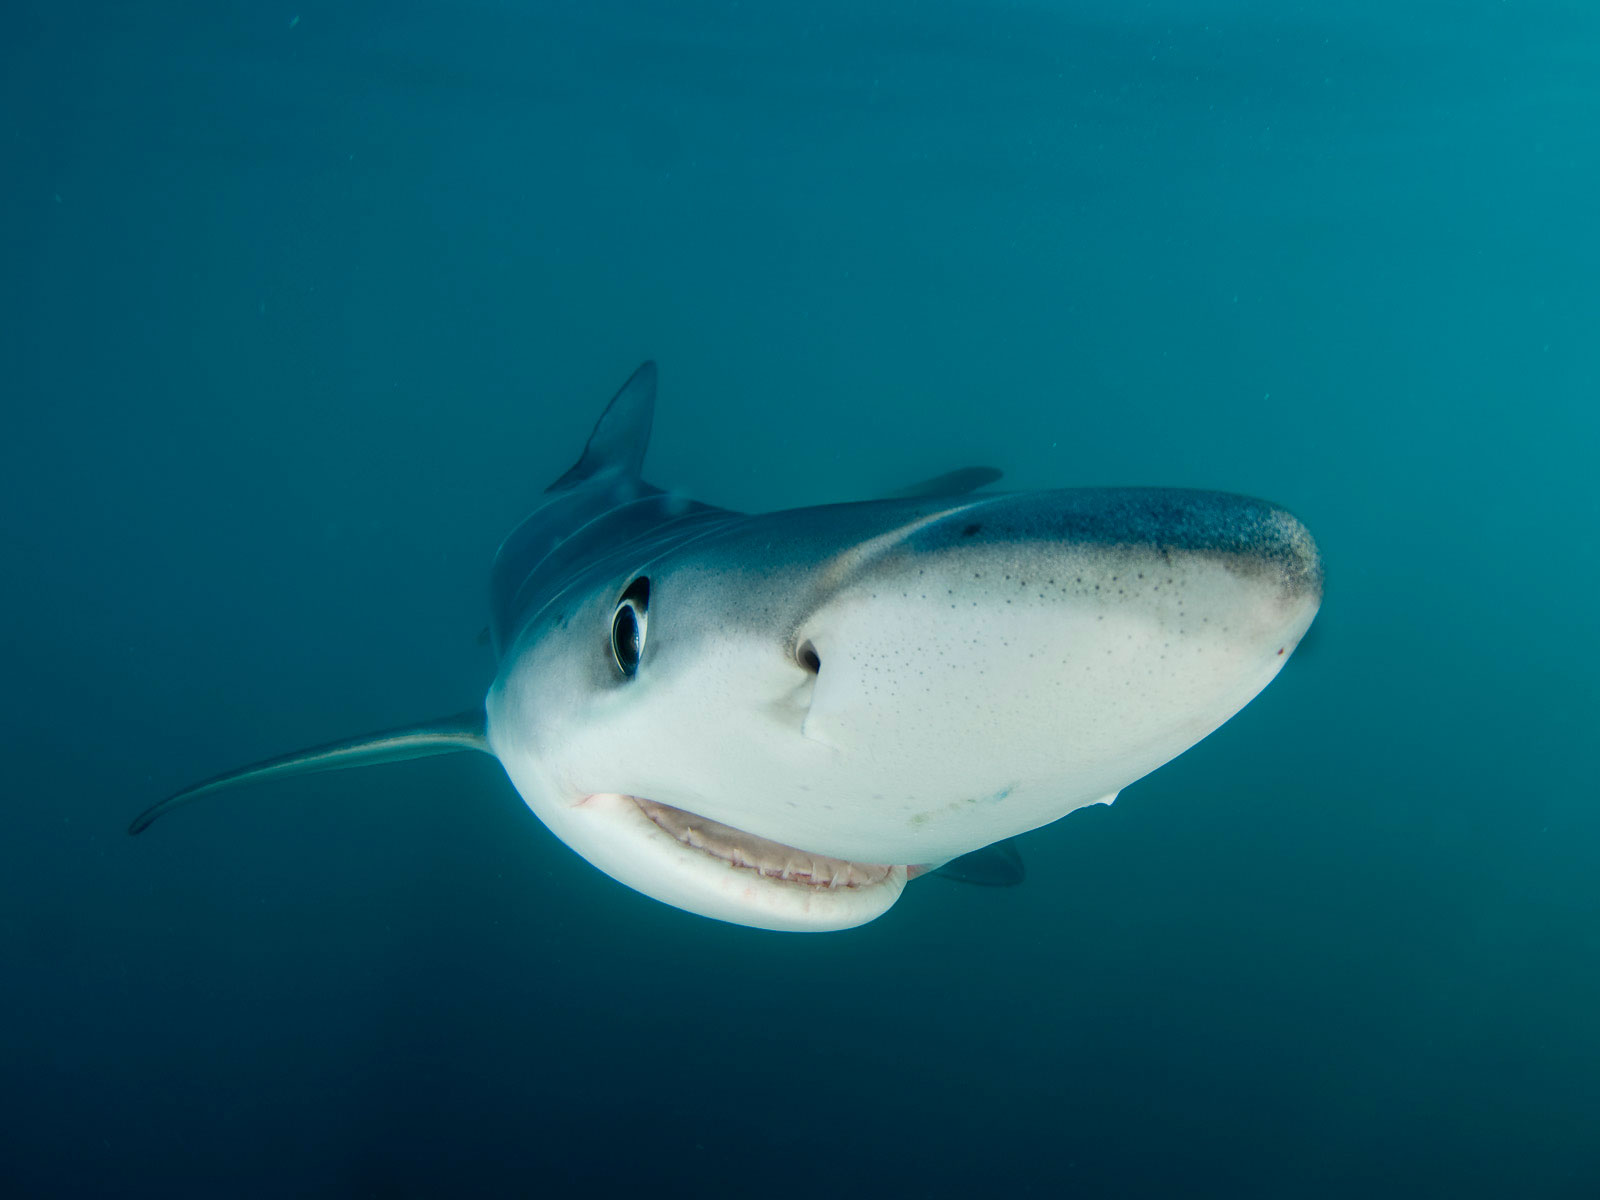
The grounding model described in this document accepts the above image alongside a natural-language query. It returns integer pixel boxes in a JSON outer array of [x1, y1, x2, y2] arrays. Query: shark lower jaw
[[550, 791, 908, 932], [627, 796, 898, 890]]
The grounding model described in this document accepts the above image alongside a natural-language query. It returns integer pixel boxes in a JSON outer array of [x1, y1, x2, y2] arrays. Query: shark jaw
[[630, 796, 899, 889], [526, 787, 910, 933]]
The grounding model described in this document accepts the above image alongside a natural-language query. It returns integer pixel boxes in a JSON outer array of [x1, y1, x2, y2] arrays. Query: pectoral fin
[[128, 709, 491, 835], [932, 838, 1026, 887]]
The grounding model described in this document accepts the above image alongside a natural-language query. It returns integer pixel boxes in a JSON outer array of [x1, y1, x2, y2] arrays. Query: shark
[[130, 362, 1323, 932]]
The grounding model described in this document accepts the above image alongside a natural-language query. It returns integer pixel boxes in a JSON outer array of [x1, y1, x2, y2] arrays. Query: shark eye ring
[[610, 576, 651, 677]]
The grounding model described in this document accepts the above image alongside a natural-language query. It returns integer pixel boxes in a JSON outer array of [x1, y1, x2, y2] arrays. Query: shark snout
[[926, 487, 1322, 602], [898, 488, 1325, 641], [1209, 495, 1323, 607], [784, 486, 1323, 863]]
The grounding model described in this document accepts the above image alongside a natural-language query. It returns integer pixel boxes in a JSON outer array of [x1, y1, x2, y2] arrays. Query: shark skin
[[131, 363, 1322, 933]]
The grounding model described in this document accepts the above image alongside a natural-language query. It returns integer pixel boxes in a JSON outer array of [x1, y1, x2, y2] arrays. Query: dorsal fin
[[549, 360, 657, 492], [128, 710, 491, 835], [886, 466, 1003, 500]]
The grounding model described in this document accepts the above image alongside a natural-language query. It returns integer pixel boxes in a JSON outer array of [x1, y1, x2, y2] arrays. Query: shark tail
[[128, 709, 491, 835]]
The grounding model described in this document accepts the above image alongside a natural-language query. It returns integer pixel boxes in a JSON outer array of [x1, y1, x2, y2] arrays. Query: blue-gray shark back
[[131, 363, 1322, 932]]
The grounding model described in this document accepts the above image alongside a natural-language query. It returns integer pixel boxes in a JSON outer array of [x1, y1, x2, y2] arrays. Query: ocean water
[[3, 1, 1597, 1195]]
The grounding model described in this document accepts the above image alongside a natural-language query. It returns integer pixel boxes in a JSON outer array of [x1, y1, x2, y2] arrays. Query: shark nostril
[[797, 640, 821, 674]]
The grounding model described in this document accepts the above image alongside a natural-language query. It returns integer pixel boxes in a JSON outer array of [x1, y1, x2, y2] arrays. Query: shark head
[[485, 365, 1322, 931]]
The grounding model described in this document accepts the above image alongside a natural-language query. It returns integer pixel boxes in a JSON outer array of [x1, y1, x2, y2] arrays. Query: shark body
[[132, 363, 1322, 932]]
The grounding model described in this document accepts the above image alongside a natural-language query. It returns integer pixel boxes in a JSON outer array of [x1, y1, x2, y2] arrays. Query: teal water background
[[3, 2, 1597, 1195]]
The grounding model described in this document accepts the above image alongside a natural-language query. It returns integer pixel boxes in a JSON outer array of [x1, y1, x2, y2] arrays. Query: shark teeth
[[633, 798, 894, 889]]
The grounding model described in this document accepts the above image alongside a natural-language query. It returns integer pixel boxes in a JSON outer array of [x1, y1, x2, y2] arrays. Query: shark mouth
[[630, 797, 897, 889]]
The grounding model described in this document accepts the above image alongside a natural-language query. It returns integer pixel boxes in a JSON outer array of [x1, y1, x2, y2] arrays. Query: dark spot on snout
[[961, 523, 982, 537]]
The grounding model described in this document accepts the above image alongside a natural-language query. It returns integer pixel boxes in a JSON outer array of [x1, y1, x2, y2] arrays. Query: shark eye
[[610, 576, 650, 678]]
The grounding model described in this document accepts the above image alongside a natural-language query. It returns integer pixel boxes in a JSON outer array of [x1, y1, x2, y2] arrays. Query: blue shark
[[131, 363, 1322, 932]]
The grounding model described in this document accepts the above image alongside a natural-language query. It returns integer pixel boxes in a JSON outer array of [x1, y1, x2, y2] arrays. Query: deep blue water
[[4, 1, 1598, 1195]]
